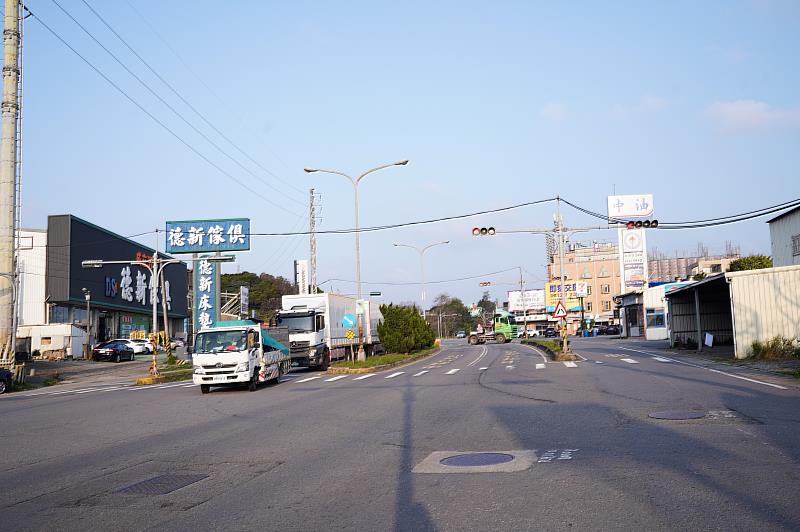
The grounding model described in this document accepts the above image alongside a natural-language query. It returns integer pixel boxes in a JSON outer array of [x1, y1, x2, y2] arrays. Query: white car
[[113, 339, 148, 355], [131, 339, 154, 354]]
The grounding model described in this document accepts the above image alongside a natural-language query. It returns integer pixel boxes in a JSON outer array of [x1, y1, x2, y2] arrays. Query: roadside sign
[[166, 218, 250, 254], [342, 313, 356, 328], [552, 301, 568, 319]]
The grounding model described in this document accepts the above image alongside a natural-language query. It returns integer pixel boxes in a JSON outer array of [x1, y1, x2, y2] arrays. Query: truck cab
[[277, 307, 329, 370], [192, 320, 290, 394], [467, 310, 518, 345]]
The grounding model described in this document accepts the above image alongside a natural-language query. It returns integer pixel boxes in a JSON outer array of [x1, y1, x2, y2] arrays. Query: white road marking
[[466, 346, 488, 367], [353, 373, 376, 380], [520, 343, 549, 364], [652, 357, 671, 362], [179, 383, 196, 387], [324, 375, 348, 382], [618, 347, 788, 390], [535, 363, 546, 369], [385, 372, 404, 379], [594, 361, 605, 364], [620, 358, 639, 364], [295, 376, 321, 383], [478, 367, 489, 371], [412, 370, 429, 377], [445, 369, 460, 375], [563, 362, 578, 368], [505, 365, 515, 370]]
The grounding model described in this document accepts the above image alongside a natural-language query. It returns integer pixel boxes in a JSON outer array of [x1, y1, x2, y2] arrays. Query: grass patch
[[331, 346, 438, 369], [42, 372, 63, 387], [522, 339, 563, 353], [10, 381, 36, 392], [749, 336, 800, 360]]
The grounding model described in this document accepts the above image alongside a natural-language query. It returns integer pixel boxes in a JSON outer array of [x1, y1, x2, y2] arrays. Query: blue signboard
[[193, 255, 218, 331], [166, 218, 250, 254], [342, 313, 356, 328]]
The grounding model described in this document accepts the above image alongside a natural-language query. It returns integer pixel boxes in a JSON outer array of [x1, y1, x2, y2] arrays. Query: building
[[648, 255, 740, 282], [664, 265, 800, 359], [767, 205, 800, 267], [689, 257, 738, 278], [16, 215, 189, 359], [548, 241, 620, 329]]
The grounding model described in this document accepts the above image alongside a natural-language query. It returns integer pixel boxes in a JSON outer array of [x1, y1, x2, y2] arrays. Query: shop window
[[49, 305, 69, 324], [602, 300, 612, 311], [601, 284, 610, 294], [646, 309, 665, 327], [73, 308, 87, 324], [711, 264, 722, 273], [793, 235, 800, 256], [586, 301, 593, 312]]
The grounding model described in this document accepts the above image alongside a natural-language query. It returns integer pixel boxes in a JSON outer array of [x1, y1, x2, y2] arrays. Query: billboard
[[193, 255, 219, 331], [165, 218, 250, 254], [607, 195, 654, 220], [507, 289, 546, 312], [544, 282, 584, 312], [240, 286, 249, 316]]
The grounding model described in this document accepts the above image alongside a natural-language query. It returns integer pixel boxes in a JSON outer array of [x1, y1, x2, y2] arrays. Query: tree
[[377, 304, 436, 353], [428, 293, 472, 336], [220, 271, 295, 321], [728, 255, 773, 272], [692, 272, 707, 281], [476, 290, 496, 321]]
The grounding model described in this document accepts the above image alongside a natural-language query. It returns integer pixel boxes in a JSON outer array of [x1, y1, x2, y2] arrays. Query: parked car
[[112, 338, 147, 355], [0, 367, 12, 394], [131, 338, 154, 354], [169, 338, 185, 350], [92, 340, 135, 362], [543, 327, 558, 338], [455, 331, 466, 339], [605, 325, 621, 335]]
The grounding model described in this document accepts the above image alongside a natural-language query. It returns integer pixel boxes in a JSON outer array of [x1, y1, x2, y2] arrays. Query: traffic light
[[479, 281, 492, 286], [625, 220, 658, 229], [472, 227, 496, 236]]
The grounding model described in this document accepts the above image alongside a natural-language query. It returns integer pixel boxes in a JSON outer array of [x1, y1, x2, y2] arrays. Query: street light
[[82, 254, 235, 374], [304, 160, 408, 361], [392, 240, 449, 320], [81, 288, 91, 359]]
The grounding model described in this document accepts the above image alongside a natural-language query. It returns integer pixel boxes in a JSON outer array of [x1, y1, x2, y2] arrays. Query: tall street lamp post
[[304, 160, 408, 361], [82, 254, 234, 375], [392, 241, 449, 320], [81, 288, 91, 359]]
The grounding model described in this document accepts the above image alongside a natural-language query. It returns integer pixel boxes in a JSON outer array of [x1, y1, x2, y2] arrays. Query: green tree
[[728, 255, 773, 272], [377, 304, 435, 353], [220, 271, 295, 321], [692, 272, 707, 281], [429, 293, 472, 336]]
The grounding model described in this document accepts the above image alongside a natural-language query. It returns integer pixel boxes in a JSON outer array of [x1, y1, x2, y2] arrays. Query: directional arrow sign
[[552, 301, 568, 319]]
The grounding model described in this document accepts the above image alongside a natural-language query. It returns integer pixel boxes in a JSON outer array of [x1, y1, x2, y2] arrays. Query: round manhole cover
[[440, 453, 515, 467], [649, 410, 706, 420]]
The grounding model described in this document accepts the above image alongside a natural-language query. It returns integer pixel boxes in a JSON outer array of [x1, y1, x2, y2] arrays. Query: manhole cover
[[648, 411, 706, 420], [440, 453, 515, 467], [117, 474, 208, 495]]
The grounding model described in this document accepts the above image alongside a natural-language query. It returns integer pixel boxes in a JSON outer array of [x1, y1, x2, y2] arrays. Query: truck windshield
[[194, 330, 248, 354], [277, 315, 314, 333]]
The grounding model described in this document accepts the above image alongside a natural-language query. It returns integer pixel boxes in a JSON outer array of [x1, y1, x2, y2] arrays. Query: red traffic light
[[472, 227, 481, 236]]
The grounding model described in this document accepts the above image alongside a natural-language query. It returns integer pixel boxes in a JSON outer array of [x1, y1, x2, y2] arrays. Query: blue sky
[[20, 0, 800, 307]]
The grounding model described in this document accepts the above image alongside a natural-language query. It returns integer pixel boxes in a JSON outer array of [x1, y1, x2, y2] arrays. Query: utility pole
[[518, 266, 527, 339], [309, 188, 318, 294], [556, 198, 568, 352], [0, 0, 20, 363]]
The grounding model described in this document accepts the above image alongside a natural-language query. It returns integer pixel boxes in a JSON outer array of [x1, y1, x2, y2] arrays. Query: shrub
[[377, 304, 435, 354], [749, 336, 800, 359], [728, 255, 773, 272]]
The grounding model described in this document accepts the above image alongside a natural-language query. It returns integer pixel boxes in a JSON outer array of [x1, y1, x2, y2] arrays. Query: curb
[[520, 341, 578, 361], [326, 347, 441, 375], [135, 370, 193, 385]]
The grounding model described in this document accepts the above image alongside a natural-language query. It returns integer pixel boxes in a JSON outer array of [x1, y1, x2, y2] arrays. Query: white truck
[[191, 319, 290, 394], [277, 293, 383, 370]]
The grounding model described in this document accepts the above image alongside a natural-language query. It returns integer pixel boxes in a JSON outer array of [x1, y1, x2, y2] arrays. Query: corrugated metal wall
[[45, 215, 71, 302], [666, 277, 733, 348], [729, 265, 800, 358]]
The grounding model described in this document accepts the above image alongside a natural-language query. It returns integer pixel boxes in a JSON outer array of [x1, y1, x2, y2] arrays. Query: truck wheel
[[320, 352, 330, 371], [468, 335, 478, 345], [200, 384, 210, 394], [495, 334, 506, 344]]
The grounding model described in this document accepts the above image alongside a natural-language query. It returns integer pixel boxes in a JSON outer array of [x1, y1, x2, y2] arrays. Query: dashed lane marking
[[652, 357, 671, 362], [324, 375, 348, 382], [385, 372, 405, 379], [413, 370, 429, 377], [445, 369, 460, 375], [620, 358, 639, 364], [295, 376, 321, 383], [478, 367, 489, 371], [353, 373, 376, 380], [505, 365, 515, 370], [535, 363, 546, 370], [563, 362, 578, 368]]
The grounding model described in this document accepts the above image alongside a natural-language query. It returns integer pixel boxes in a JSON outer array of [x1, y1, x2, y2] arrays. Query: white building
[[768, 205, 800, 267]]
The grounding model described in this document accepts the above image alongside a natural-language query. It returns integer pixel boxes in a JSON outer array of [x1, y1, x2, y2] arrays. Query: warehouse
[[664, 265, 800, 359]]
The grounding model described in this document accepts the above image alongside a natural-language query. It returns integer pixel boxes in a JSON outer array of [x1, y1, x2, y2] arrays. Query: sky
[[19, 0, 800, 308]]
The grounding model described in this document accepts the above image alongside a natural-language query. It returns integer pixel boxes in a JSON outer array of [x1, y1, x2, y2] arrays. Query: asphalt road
[[2, 337, 799, 531]]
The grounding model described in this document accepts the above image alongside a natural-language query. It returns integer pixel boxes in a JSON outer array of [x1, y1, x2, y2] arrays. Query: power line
[[31, 5, 301, 217], [318, 267, 521, 286], [79, 0, 305, 201]]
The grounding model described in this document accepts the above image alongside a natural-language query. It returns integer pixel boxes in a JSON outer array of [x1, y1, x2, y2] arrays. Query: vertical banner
[[194, 255, 218, 331], [609, 194, 653, 293], [294, 259, 309, 295], [240, 286, 249, 317]]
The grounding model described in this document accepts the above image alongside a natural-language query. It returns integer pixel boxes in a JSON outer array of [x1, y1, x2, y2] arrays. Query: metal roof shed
[[665, 265, 800, 359]]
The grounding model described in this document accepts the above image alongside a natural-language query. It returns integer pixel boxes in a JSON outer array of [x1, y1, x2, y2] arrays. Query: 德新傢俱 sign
[[166, 218, 250, 254]]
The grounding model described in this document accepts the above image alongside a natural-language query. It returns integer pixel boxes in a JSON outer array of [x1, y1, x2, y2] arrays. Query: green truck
[[468, 310, 518, 345]]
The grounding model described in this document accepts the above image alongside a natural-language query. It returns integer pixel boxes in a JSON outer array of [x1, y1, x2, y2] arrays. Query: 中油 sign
[[166, 218, 250, 254]]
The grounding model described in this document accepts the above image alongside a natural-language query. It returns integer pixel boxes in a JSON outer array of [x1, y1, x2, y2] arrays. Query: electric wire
[[318, 267, 522, 286], [79, 0, 305, 201], [31, 5, 301, 217]]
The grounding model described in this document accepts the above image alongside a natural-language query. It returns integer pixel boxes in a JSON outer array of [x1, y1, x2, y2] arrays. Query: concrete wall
[[18, 229, 47, 325], [728, 265, 800, 358], [769, 209, 800, 267], [17, 323, 85, 359]]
